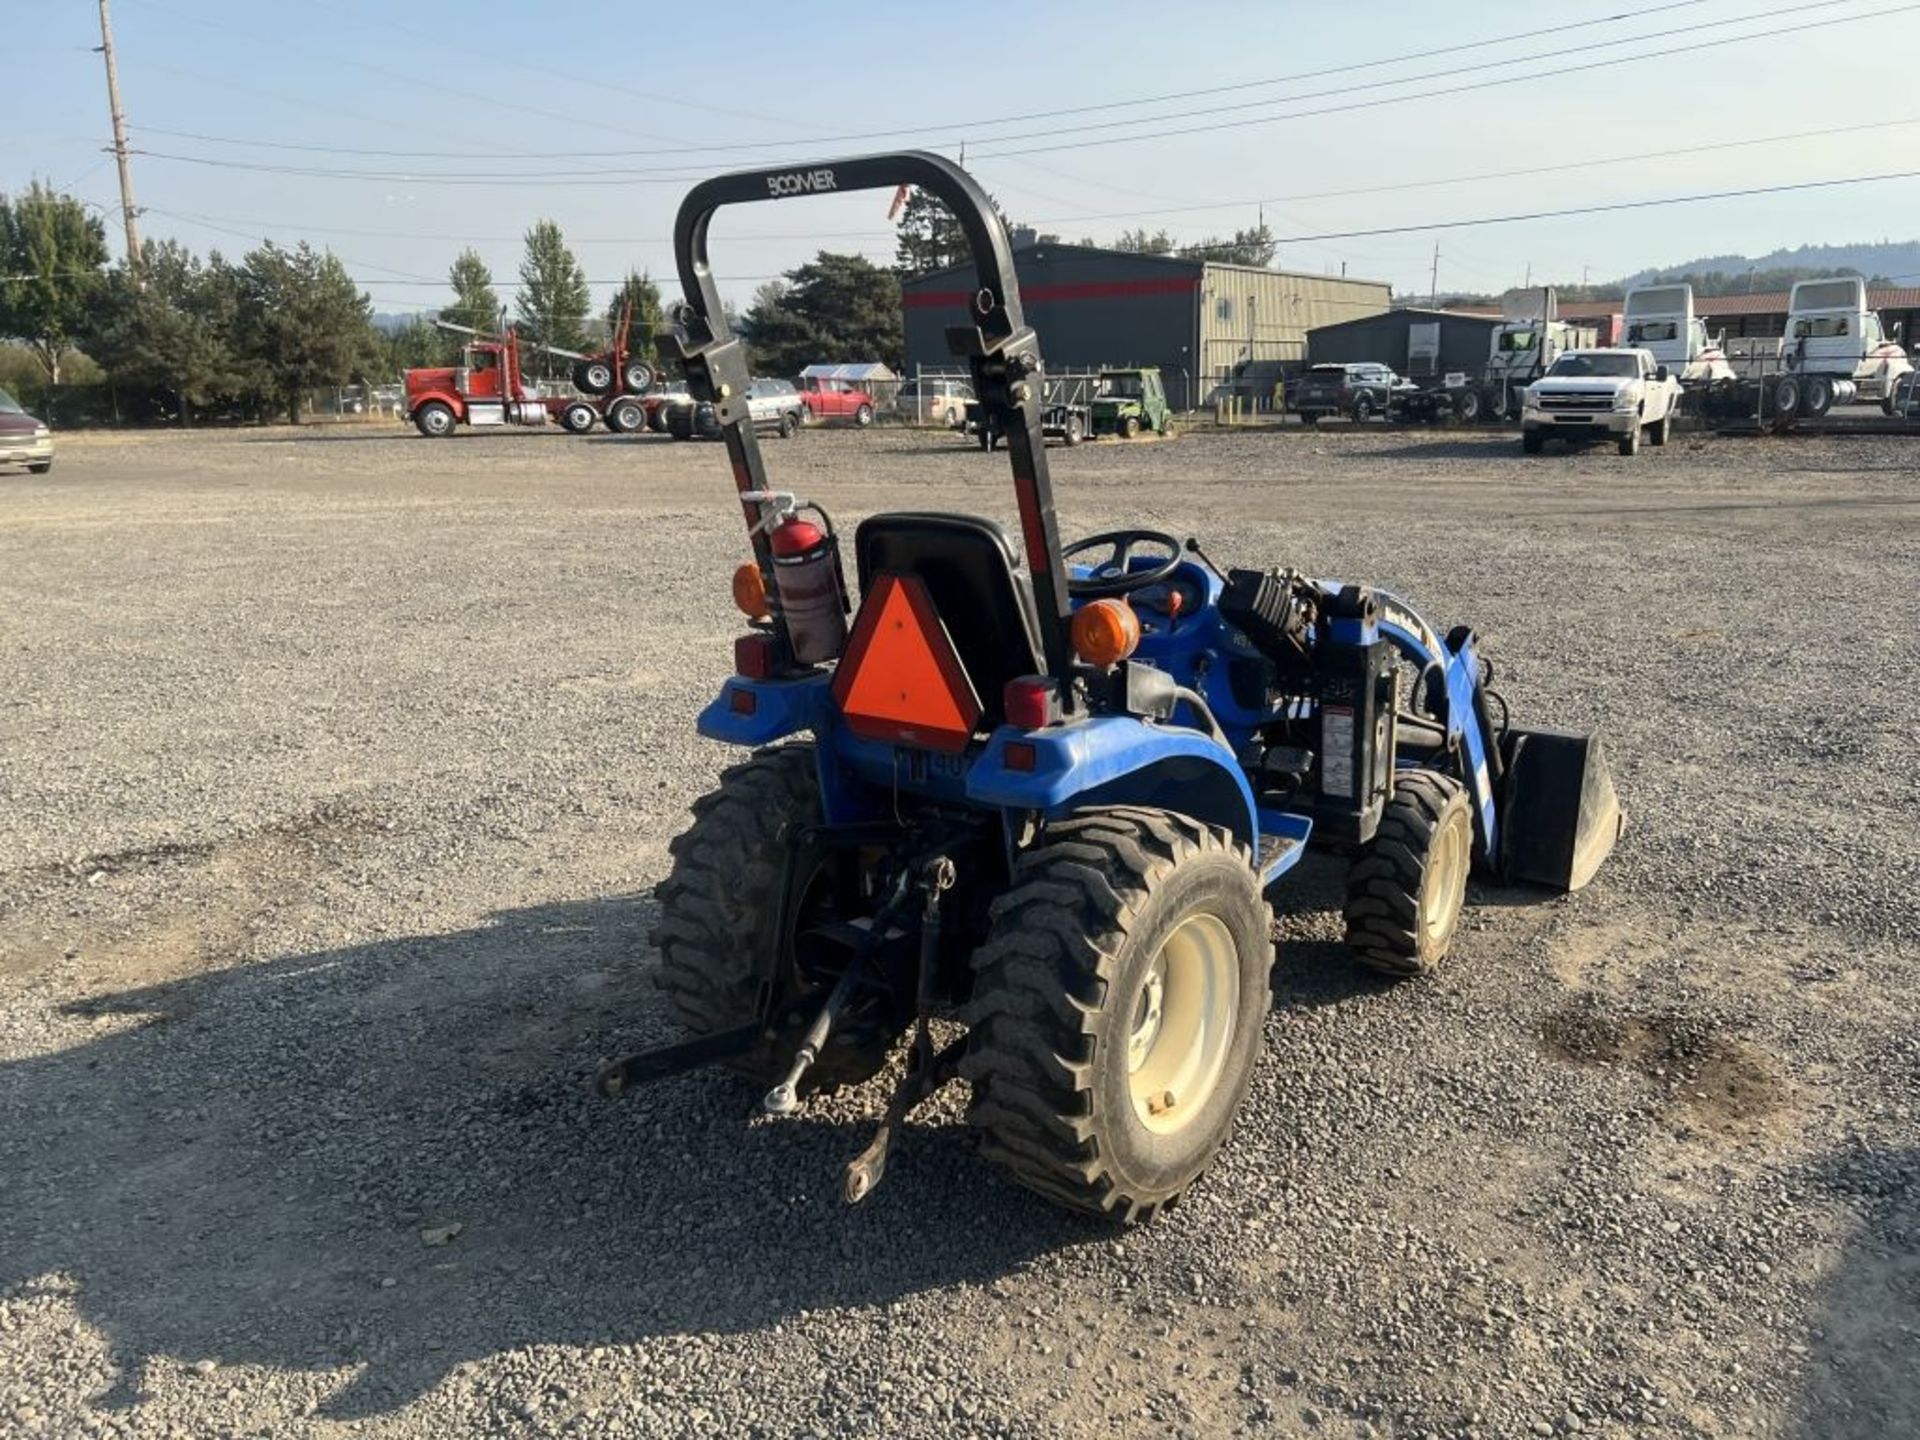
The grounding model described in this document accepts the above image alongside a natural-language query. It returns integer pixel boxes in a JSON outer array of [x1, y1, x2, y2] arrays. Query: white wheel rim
[[1126, 912, 1239, 1135], [1420, 813, 1469, 949]]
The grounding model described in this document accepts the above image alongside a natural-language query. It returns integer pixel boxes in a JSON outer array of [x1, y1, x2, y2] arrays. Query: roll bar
[[664, 150, 1074, 682]]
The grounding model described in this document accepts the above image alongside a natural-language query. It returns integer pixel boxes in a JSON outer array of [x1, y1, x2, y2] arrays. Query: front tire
[[28, 460, 52, 474], [1617, 419, 1641, 456], [1343, 772, 1472, 977], [413, 401, 456, 438], [1063, 413, 1084, 446], [1352, 395, 1375, 423], [1119, 414, 1141, 439], [1649, 409, 1671, 445], [1521, 430, 1544, 455], [963, 807, 1274, 1223]]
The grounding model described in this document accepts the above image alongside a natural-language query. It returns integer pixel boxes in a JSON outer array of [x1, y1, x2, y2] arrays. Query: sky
[[11, 0, 1920, 316]]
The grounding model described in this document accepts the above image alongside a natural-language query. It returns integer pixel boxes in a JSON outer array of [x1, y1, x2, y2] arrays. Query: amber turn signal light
[[732, 561, 771, 620], [1070, 598, 1141, 668]]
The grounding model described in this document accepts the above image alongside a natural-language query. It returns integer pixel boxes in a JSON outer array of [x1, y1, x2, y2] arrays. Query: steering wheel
[[1062, 529, 1183, 598]]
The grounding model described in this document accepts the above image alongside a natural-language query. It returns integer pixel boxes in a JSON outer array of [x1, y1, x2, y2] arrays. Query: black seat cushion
[[853, 513, 1044, 725]]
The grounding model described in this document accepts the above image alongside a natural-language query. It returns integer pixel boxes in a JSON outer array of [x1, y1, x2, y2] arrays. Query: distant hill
[[1620, 241, 1920, 290]]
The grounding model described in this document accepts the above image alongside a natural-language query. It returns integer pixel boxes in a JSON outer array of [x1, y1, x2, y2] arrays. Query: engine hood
[[1529, 375, 1635, 396]]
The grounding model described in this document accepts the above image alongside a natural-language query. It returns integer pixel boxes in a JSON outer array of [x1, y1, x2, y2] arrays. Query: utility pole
[[1428, 242, 1440, 305], [97, 0, 142, 275]]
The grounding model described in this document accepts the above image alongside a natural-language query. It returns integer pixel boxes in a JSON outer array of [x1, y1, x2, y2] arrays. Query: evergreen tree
[[604, 269, 664, 342], [515, 220, 590, 368], [740, 254, 901, 378], [0, 182, 110, 387], [442, 248, 501, 334], [233, 241, 380, 423], [1180, 225, 1277, 267], [85, 239, 244, 423]]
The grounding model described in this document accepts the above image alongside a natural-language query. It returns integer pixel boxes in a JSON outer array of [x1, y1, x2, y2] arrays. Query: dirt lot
[[2, 423, 1915, 1440]]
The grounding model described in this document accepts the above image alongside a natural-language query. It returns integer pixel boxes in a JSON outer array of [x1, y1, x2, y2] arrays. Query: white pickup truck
[[1520, 348, 1683, 455]]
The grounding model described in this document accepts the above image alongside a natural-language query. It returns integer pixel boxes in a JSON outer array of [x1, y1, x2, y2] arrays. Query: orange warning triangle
[[832, 572, 982, 753]]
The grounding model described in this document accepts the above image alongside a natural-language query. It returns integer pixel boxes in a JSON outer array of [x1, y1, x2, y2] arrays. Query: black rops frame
[[664, 150, 1076, 688]]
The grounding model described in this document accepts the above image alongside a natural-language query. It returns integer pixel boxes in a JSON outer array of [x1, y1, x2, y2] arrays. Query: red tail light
[[1003, 676, 1058, 730], [734, 633, 778, 679]]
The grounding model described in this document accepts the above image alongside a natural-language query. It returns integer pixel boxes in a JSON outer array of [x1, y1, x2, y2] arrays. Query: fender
[[406, 386, 463, 420], [1372, 591, 1499, 858], [968, 717, 1260, 848], [696, 673, 832, 747]]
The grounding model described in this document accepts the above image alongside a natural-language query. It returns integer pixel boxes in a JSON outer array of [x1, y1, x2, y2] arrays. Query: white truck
[[1481, 287, 1600, 421], [1622, 283, 1735, 383], [1771, 276, 1912, 416], [1520, 348, 1683, 455]]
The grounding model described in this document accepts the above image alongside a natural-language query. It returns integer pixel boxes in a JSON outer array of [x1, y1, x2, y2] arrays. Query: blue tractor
[[601, 153, 1624, 1222]]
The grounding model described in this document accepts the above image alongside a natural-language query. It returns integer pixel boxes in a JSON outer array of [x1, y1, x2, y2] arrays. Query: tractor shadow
[[1786, 1143, 1920, 1438], [0, 896, 1087, 1422]]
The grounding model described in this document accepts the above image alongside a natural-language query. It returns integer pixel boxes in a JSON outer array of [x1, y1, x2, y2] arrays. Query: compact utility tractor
[[599, 153, 1624, 1222]]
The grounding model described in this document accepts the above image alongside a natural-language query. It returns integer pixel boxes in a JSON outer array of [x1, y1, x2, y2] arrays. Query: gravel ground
[[1, 422, 1915, 1440]]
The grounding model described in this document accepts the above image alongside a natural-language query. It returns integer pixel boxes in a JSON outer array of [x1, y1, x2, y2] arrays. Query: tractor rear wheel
[[1343, 771, 1472, 977], [962, 807, 1274, 1223], [653, 745, 895, 1090]]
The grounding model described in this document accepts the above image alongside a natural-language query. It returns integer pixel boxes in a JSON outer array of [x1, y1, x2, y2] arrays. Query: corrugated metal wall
[[1198, 265, 1392, 378], [1305, 310, 1502, 376], [901, 246, 1391, 408]]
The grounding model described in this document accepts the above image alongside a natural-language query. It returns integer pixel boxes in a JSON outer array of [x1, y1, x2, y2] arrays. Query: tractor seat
[[854, 513, 1044, 727]]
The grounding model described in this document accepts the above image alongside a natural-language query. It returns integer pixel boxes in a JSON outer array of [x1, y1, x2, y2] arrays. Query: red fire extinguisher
[[762, 498, 849, 665]]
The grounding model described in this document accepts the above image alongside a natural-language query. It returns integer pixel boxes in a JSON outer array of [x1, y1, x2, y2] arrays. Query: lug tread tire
[[652, 746, 820, 1077], [1343, 771, 1471, 978], [961, 806, 1273, 1224]]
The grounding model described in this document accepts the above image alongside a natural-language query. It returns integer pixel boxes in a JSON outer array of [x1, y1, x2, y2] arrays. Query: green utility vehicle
[[1089, 367, 1173, 438]]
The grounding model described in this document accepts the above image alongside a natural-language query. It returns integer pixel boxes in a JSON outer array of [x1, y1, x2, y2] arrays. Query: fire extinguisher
[[752, 493, 849, 665]]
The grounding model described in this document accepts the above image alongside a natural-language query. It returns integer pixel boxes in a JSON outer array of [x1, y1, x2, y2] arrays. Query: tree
[[604, 269, 663, 343], [0, 182, 110, 387], [740, 253, 902, 377], [1111, 228, 1176, 256], [232, 241, 380, 423], [382, 315, 445, 373], [442, 248, 501, 334], [515, 220, 589, 368], [1180, 225, 1277, 267], [84, 239, 245, 423]]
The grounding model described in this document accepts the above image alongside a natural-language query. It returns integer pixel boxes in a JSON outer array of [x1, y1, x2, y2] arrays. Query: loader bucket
[[1497, 727, 1624, 891]]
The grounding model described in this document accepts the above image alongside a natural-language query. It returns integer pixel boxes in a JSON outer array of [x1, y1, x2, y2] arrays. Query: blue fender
[[968, 717, 1261, 848], [695, 672, 832, 747], [1372, 591, 1499, 858]]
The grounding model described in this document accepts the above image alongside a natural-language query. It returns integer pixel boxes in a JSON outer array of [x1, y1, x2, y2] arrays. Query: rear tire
[[854, 403, 874, 427], [1352, 395, 1375, 423], [608, 398, 645, 433], [1343, 771, 1472, 977], [963, 807, 1274, 1223], [1063, 413, 1084, 446], [1120, 414, 1141, 439], [1455, 389, 1482, 424], [413, 401, 456, 438], [1772, 375, 1801, 425], [576, 360, 614, 396], [621, 359, 654, 393], [1804, 375, 1834, 417], [1649, 410, 1671, 445], [561, 401, 597, 434], [777, 411, 797, 439], [1617, 420, 1641, 456], [28, 460, 52, 474], [654, 746, 894, 1090]]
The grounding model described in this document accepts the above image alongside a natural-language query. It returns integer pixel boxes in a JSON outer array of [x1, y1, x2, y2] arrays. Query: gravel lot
[[2, 422, 1915, 1440]]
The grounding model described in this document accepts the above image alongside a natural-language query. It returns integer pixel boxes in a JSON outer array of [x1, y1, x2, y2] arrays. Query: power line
[[124, 0, 1882, 172]]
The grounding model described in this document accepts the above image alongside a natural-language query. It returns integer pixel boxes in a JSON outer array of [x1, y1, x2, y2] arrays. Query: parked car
[[669, 377, 806, 441], [1520, 348, 1682, 456], [1289, 362, 1400, 423], [797, 374, 876, 426], [0, 388, 53, 473], [895, 377, 973, 428]]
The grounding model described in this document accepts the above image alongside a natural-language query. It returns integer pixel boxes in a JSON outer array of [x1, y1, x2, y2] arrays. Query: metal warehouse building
[[899, 242, 1391, 409], [1306, 307, 1504, 380]]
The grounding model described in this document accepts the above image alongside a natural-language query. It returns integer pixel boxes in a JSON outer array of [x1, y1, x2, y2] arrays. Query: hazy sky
[[12, 0, 1919, 314]]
